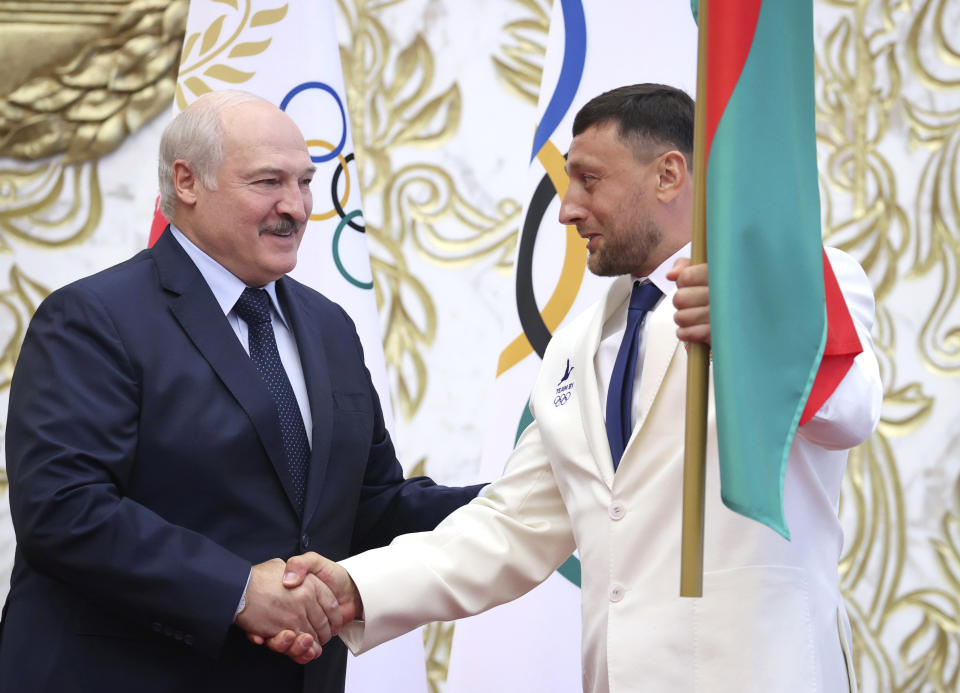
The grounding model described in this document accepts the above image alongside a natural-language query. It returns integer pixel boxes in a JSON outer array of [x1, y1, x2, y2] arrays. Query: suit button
[[164, 625, 174, 637], [301, 533, 310, 549], [609, 502, 625, 520], [609, 584, 625, 603], [152, 622, 162, 633], [174, 631, 183, 641], [184, 634, 194, 647]]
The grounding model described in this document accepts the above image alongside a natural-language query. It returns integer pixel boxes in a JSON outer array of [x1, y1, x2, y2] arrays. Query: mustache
[[259, 218, 303, 235]]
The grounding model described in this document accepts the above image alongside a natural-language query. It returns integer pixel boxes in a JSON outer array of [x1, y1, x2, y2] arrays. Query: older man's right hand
[[256, 552, 363, 660], [235, 558, 343, 665]]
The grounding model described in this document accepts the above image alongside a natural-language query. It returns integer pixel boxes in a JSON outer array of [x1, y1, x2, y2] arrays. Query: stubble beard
[[586, 217, 664, 278]]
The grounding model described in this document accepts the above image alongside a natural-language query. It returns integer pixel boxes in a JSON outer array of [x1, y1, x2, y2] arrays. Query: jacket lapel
[[576, 276, 634, 489], [276, 278, 333, 527], [151, 229, 301, 514], [625, 289, 680, 451]]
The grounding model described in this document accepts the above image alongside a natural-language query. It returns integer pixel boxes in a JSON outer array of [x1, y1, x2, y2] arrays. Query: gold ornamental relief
[[423, 621, 456, 693], [0, 160, 101, 249], [0, 261, 50, 503], [901, 0, 960, 378], [0, 0, 187, 396], [0, 0, 187, 164], [0, 1, 188, 250], [407, 457, 457, 693], [815, 11, 908, 303], [384, 164, 520, 271], [493, 0, 552, 105], [338, 1, 548, 689], [903, 98, 960, 377], [888, 480, 960, 691], [815, 0, 960, 690], [0, 265, 51, 394], [338, 0, 536, 422]]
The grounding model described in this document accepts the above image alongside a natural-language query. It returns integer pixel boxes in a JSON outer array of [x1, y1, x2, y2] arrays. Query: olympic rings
[[332, 210, 373, 289], [281, 82, 370, 289]]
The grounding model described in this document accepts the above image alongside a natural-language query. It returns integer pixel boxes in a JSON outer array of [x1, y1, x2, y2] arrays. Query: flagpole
[[680, 0, 710, 598]]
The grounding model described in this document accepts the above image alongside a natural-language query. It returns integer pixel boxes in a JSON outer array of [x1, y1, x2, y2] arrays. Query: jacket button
[[184, 634, 194, 647], [609, 502, 625, 520], [301, 533, 310, 549], [609, 584, 625, 603], [152, 622, 162, 633]]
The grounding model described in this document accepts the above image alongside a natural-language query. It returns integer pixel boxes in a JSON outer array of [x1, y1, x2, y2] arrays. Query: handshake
[[235, 553, 359, 665]]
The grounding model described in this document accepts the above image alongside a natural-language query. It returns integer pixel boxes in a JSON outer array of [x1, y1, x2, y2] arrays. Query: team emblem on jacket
[[554, 359, 575, 407]]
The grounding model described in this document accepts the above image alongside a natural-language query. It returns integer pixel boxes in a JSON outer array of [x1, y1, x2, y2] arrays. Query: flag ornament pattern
[[703, 0, 862, 538]]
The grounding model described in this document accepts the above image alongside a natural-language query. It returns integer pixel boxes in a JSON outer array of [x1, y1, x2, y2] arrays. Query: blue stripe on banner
[[529, 0, 586, 162]]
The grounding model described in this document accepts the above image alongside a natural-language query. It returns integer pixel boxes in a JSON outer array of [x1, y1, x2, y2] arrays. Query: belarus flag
[[702, 0, 863, 538]]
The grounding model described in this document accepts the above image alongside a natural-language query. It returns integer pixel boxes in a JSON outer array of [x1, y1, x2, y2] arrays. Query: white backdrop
[[0, 1, 958, 691]]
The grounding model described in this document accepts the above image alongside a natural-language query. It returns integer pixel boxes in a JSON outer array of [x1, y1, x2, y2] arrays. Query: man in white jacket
[[273, 84, 882, 693]]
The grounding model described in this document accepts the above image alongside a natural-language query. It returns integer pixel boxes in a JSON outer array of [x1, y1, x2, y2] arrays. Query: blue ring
[[280, 82, 347, 163]]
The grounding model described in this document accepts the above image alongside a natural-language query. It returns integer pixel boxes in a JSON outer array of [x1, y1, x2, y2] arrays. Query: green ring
[[332, 210, 373, 289]]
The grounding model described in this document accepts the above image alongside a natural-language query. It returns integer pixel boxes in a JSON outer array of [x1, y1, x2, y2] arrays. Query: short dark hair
[[572, 83, 694, 160]]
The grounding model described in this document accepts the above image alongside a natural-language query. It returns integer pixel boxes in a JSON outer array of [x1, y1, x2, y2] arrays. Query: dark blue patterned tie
[[606, 281, 663, 471], [234, 288, 310, 512]]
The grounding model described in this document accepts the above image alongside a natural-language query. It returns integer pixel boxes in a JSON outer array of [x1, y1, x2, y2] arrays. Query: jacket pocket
[[333, 390, 368, 413], [693, 565, 818, 693]]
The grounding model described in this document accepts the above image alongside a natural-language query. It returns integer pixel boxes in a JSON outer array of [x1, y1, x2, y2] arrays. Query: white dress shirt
[[595, 244, 689, 434], [169, 225, 317, 617]]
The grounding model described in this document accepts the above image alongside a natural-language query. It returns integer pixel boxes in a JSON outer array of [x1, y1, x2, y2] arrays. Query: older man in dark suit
[[0, 90, 480, 693]]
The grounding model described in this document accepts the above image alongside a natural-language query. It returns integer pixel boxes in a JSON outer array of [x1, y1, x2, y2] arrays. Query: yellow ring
[[306, 138, 351, 222]]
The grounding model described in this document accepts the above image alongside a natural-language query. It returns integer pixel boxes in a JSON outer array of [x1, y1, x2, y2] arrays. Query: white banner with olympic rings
[[170, 1, 425, 690]]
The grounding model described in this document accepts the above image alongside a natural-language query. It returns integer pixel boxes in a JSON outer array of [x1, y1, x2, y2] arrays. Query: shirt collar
[[632, 242, 692, 295], [169, 224, 289, 327]]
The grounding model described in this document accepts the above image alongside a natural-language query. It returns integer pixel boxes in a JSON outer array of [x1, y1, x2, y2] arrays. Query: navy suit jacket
[[0, 230, 480, 692]]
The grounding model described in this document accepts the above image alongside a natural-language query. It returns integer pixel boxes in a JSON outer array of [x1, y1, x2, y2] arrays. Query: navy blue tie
[[234, 288, 310, 512], [606, 281, 663, 471]]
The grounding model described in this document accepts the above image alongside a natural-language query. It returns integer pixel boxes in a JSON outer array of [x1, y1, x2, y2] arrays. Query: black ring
[[331, 153, 365, 232], [515, 170, 558, 358]]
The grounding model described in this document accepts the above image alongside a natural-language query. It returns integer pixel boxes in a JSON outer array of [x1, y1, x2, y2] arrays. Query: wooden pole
[[680, 0, 710, 598]]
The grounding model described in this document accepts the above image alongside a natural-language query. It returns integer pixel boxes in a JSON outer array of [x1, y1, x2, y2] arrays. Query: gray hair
[[157, 90, 267, 219]]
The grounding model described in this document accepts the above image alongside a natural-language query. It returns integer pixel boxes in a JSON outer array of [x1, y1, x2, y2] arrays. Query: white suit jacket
[[340, 248, 882, 693]]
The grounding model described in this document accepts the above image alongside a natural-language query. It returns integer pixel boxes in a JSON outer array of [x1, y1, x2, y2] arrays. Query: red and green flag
[[701, 0, 862, 538]]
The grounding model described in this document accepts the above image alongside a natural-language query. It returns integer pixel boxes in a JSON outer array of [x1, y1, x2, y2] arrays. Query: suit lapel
[[277, 278, 333, 527], [576, 277, 633, 489], [625, 290, 680, 453], [576, 277, 680, 484], [151, 230, 301, 515]]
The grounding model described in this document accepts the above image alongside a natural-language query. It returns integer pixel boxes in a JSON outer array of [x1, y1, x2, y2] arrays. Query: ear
[[654, 151, 689, 203], [172, 160, 201, 209]]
